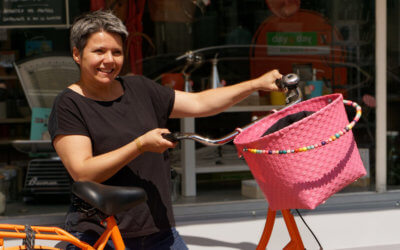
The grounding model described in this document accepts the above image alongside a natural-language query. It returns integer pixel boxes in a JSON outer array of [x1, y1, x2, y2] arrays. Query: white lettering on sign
[[296, 35, 312, 44], [3, 16, 25, 21], [37, 8, 54, 14], [267, 45, 330, 55], [46, 16, 61, 21], [3, 8, 24, 14], [272, 34, 288, 45]]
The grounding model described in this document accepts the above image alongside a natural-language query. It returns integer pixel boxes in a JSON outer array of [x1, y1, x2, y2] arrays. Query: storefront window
[[0, 0, 380, 205]]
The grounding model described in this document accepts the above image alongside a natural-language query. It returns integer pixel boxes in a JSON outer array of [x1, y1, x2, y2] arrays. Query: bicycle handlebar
[[162, 73, 302, 146]]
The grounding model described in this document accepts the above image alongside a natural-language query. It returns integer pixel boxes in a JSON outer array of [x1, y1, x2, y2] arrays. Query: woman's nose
[[103, 51, 114, 63]]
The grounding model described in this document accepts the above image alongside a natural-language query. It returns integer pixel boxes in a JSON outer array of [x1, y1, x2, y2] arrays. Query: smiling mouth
[[98, 68, 114, 74]]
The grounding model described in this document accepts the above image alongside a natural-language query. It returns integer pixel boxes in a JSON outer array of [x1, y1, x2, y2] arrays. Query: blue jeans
[[66, 227, 188, 250]]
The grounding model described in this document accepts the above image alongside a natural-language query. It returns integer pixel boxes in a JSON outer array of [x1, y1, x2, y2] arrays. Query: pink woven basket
[[234, 93, 366, 210]]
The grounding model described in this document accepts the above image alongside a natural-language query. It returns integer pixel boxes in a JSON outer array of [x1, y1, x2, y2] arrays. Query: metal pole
[[180, 117, 196, 196], [65, 0, 70, 27], [375, 0, 387, 193]]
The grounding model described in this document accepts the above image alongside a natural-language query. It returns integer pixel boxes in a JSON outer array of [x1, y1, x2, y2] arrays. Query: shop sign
[[267, 32, 330, 55], [0, 0, 68, 28]]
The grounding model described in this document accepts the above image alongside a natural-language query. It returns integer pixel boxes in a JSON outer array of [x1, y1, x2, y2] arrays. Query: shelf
[[0, 117, 31, 124], [334, 20, 370, 26], [0, 138, 29, 146], [173, 159, 249, 174], [332, 41, 371, 46], [227, 105, 283, 112], [0, 75, 18, 80], [388, 95, 400, 102]]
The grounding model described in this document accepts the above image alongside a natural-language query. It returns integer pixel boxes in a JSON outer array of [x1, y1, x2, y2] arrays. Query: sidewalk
[[177, 208, 400, 250], [2, 191, 400, 249], [3, 208, 400, 249]]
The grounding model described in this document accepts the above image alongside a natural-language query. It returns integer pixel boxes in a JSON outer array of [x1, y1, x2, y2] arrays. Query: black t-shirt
[[48, 75, 175, 238]]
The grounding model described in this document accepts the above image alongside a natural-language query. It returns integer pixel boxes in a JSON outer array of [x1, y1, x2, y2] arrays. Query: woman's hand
[[170, 69, 285, 119], [137, 128, 177, 153], [251, 69, 284, 92]]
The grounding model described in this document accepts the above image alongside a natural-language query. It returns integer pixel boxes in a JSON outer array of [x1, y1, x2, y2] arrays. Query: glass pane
[[387, 0, 400, 189]]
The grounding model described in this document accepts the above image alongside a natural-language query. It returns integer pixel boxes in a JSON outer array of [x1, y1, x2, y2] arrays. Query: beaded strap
[[243, 100, 362, 155]]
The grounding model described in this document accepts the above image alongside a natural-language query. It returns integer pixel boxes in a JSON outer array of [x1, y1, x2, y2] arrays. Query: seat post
[[94, 216, 126, 250], [107, 216, 126, 250]]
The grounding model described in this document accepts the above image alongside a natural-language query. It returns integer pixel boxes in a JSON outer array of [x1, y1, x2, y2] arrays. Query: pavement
[[177, 208, 400, 250], [2, 191, 400, 249]]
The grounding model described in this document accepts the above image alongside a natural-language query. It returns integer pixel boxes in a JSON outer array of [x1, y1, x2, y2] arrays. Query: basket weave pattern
[[234, 94, 366, 210]]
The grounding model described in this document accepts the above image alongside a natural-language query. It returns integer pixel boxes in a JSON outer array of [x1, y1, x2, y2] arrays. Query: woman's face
[[73, 31, 124, 86]]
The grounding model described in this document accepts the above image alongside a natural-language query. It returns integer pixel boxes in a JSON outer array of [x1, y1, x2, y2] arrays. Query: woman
[[49, 10, 283, 250]]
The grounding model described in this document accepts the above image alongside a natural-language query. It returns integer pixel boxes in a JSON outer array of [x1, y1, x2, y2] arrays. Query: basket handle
[[243, 100, 362, 155]]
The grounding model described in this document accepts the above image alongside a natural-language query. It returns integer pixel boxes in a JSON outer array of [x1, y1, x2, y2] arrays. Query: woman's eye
[[113, 51, 122, 56]]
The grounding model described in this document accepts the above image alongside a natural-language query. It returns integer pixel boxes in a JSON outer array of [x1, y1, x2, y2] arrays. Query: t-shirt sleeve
[[48, 92, 89, 142]]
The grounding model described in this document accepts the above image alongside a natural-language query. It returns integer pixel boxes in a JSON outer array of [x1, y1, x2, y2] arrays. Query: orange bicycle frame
[[0, 216, 125, 250]]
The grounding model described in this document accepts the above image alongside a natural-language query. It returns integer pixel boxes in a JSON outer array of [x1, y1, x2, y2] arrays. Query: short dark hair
[[70, 10, 128, 53]]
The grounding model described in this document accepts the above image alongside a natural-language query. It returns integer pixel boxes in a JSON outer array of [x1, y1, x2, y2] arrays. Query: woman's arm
[[170, 69, 283, 118], [53, 128, 176, 183]]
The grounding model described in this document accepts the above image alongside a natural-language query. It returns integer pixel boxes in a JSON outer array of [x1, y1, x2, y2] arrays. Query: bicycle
[[1, 73, 362, 249]]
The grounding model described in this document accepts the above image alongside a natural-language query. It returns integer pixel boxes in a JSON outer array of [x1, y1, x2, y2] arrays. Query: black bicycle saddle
[[72, 181, 147, 216]]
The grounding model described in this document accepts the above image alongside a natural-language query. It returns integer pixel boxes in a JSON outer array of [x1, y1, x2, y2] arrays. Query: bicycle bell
[[276, 73, 299, 90]]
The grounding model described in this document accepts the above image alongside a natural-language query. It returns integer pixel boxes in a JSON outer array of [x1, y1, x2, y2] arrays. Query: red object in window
[[90, 0, 146, 75], [90, 0, 105, 11], [125, 0, 146, 75], [250, 10, 347, 97], [161, 73, 184, 91], [266, 0, 300, 18]]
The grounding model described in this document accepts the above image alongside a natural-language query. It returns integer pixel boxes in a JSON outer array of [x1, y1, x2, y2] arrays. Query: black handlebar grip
[[162, 133, 179, 142]]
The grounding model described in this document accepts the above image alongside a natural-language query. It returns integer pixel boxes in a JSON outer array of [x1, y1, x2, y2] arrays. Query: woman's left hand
[[252, 69, 284, 92], [139, 128, 177, 154]]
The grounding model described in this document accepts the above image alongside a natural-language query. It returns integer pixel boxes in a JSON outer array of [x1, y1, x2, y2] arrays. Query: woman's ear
[[72, 47, 81, 65]]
